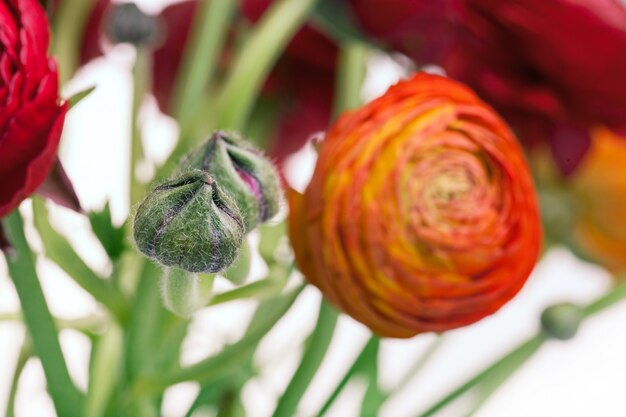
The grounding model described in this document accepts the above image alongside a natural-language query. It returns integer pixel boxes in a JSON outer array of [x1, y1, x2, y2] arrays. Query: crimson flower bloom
[[290, 73, 541, 338], [445, 0, 626, 174], [348, 0, 460, 64], [0, 0, 68, 218]]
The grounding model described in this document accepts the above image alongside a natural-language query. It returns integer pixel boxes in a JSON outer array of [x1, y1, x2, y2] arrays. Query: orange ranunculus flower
[[289, 72, 542, 338], [571, 128, 626, 273]]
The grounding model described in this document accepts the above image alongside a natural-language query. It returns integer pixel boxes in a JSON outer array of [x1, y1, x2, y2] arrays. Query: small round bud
[[540, 302, 583, 340], [133, 171, 244, 273], [105, 2, 161, 47], [177, 131, 282, 231]]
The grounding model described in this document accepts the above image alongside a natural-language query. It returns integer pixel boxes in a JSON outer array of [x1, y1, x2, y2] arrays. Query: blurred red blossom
[[445, 0, 626, 174], [348, 0, 460, 64], [0, 0, 68, 218]]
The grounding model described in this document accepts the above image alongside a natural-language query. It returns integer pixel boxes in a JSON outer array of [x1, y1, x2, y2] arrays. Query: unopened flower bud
[[105, 2, 161, 47], [540, 302, 583, 340], [177, 131, 282, 231], [133, 171, 244, 273]]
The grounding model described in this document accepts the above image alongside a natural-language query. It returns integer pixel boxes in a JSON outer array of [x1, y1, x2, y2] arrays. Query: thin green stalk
[[5, 338, 31, 417], [32, 199, 128, 320], [272, 300, 339, 417], [125, 261, 164, 379], [582, 279, 626, 317], [209, 262, 292, 306], [86, 324, 124, 417], [0, 311, 108, 335], [212, 0, 319, 132], [416, 335, 546, 417], [51, 0, 97, 83], [391, 336, 445, 396], [463, 338, 544, 417], [3, 211, 84, 417], [314, 337, 379, 417], [333, 42, 369, 117], [271, 38, 367, 417], [418, 279, 626, 417], [173, 0, 236, 129], [130, 49, 151, 207], [135, 284, 304, 394]]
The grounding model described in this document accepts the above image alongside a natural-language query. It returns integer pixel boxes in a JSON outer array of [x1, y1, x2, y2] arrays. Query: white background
[[1, 1, 626, 416]]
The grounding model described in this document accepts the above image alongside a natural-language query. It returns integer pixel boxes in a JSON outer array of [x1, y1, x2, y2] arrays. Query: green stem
[[390, 335, 445, 396], [173, 0, 236, 130], [271, 38, 367, 417], [208, 277, 284, 306], [160, 268, 215, 317], [416, 335, 546, 417], [212, 0, 319, 132], [272, 299, 339, 417], [418, 279, 626, 417], [130, 49, 151, 207], [86, 324, 124, 417], [0, 311, 108, 335], [51, 0, 97, 83], [32, 199, 128, 321], [5, 338, 31, 417], [135, 284, 304, 393], [582, 279, 626, 318], [314, 337, 379, 417], [3, 211, 84, 417], [333, 42, 369, 117]]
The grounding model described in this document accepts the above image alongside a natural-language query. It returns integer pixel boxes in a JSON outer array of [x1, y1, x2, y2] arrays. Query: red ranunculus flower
[[348, 0, 460, 64], [445, 0, 626, 174], [0, 0, 68, 218]]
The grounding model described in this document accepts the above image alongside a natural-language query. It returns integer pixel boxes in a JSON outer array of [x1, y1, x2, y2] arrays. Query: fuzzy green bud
[[177, 131, 282, 231], [133, 171, 244, 273], [540, 302, 583, 341]]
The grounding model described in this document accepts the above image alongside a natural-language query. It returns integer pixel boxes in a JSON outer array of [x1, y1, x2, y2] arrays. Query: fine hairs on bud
[[133, 170, 245, 273], [161, 268, 200, 318], [177, 131, 283, 231]]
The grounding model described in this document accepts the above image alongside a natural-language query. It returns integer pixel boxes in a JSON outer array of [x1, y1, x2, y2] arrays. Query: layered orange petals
[[571, 129, 626, 273], [289, 73, 542, 338]]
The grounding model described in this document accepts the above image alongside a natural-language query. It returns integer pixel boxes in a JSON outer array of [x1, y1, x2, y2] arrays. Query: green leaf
[[68, 86, 97, 109], [312, 0, 369, 45], [89, 202, 127, 261], [33, 199, 128, 320]]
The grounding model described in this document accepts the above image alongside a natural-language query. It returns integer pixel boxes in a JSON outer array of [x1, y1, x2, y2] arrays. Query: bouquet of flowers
[[1, 0, 626, 416]]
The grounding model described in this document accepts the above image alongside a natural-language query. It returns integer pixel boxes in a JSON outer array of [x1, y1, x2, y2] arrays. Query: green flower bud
[[133, 171, 244, 273], [177, 131, 282, 231], [105, 3, 161, 47], [540, 302, 583, 341]]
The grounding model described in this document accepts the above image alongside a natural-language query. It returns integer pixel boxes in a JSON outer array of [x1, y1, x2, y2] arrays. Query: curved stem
[[129, 49, 151, 207], [333, 42, 369, 117], [3, 210, 85, 417], [416, 335, 546, 417], [391, 335, 445, 395], [32, 199, 128, 321], [314, 337, 379, 417], [272, 300, 339, 417], [212, 0, 319, 132], [51, 0, 97, 83], [135, 284, 304, 393], [418, 279, 626, 417], [173, 0, 236, 130], [5, 338, 31, 417]]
